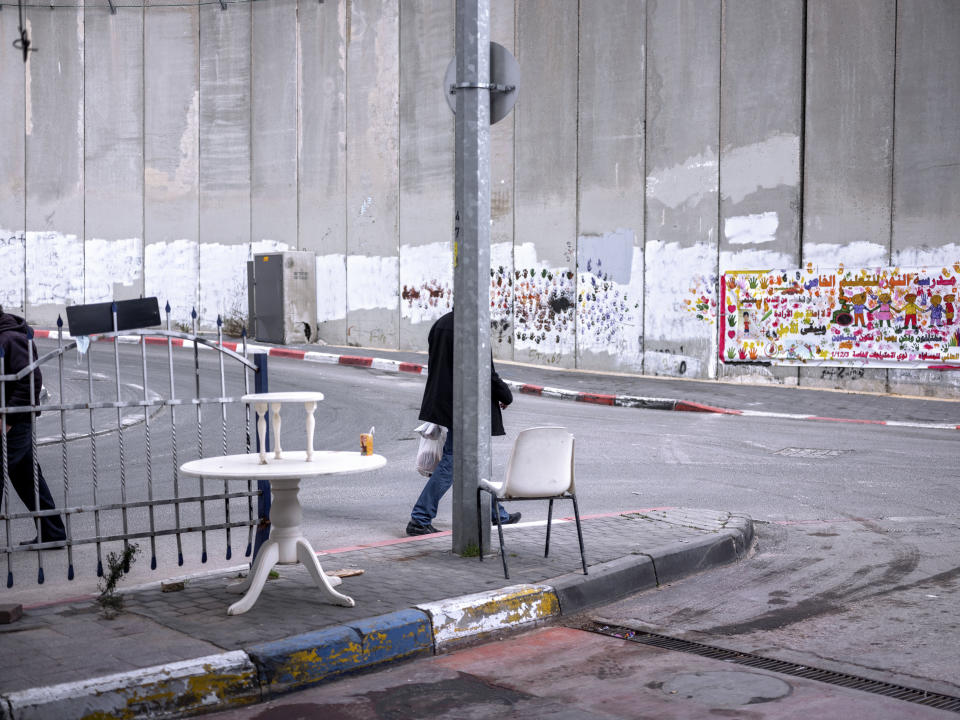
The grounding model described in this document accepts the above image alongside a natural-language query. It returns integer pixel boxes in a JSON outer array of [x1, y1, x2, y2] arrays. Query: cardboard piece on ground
[[326, 568, 364, 578]]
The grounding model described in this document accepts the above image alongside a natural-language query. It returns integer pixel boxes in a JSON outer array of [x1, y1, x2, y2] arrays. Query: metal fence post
[[252, 353, 271, 560]]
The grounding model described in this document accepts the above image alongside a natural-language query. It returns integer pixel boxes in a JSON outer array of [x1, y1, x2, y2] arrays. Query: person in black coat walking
[[0, 305, 66, 544], [407, 310, 520, 535]]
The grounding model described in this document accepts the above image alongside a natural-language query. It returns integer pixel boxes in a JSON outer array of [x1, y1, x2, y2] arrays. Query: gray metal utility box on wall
[[247, 251, 317, 344]]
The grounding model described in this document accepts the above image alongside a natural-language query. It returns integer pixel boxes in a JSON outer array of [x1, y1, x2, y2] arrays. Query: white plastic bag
[[414, 422, 447, 477]]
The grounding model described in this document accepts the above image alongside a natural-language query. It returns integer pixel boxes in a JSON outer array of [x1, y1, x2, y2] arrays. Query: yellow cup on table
[[360, 426, 374, 456]]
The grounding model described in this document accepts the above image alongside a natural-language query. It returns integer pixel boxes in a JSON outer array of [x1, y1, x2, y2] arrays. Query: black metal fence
[[0, 305, 265, 588]]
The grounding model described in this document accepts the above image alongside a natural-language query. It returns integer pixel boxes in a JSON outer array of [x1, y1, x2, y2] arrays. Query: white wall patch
[[724, 212, 779, 245], [144, 240, 199, 324], [25, 231, 84, 306], [346, 255, 399, 311], [721, 134, 800, 204], [84, 238, 142, 303], [316, 254, 347, 322], [645, 148, 718, 210]]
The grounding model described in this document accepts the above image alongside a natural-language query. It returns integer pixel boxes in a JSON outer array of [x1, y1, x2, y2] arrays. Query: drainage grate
[[774, 447, 852, 458], [590, 624, 960, 713]]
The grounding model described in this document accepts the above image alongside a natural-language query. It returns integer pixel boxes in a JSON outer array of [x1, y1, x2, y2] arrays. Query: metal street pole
[[452, 0, 492, 555]]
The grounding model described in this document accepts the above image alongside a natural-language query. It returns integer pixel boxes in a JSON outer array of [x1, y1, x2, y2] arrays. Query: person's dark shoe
[[496, 512, 521, 526], [406, 520, 439, 536]]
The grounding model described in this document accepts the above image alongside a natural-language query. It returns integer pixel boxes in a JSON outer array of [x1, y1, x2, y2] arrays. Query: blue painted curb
[[247, 608, 433, 697]]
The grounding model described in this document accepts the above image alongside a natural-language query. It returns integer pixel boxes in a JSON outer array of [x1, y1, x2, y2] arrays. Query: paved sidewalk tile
[[0, 509, 747, 694]]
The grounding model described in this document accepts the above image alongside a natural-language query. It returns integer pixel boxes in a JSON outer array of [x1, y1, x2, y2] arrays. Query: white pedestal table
[[180, 450, 386, 615]]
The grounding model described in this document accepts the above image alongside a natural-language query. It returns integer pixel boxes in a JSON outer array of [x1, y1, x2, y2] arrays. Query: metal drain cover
[[774, 447, 851, 458], [662, 671, 791, 708]]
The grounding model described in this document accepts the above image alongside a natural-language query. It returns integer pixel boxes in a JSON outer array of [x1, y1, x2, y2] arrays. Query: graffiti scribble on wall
[[577, 257, 639, 347], [399, 238, 642, 363], [683, 272, 719, 323], [401, 281, 452, 316], [513, 267, 576, 346], [720, 264, 960, 367], [490, 265, 513, 344]]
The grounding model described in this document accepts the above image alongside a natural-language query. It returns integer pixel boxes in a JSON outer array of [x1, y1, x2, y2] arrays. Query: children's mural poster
[[720, 264, 960, 368]]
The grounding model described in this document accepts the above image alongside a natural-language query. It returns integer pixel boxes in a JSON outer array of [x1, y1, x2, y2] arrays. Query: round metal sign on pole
[[444, 41, 520, 125]]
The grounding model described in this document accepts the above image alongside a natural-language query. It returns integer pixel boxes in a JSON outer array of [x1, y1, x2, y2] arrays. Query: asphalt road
[[3, 340, 958, 709], [205, 627, 955, 719]]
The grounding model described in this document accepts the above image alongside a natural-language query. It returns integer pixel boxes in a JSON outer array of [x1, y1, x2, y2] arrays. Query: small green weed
[[97, 543, 140, 619]]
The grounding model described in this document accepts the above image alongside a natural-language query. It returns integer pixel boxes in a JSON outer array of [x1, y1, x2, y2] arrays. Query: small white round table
[[180, 451, 386, 615]]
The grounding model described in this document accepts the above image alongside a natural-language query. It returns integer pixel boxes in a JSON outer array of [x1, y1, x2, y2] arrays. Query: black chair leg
[[571, 492, 587, 575], [476, 488, 484, 563], [545, 498, 554, 558], [494, 506, 509, 579]]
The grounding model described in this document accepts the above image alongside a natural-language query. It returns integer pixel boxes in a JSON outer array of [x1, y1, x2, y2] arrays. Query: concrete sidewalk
[[0, 508, 751, 720]]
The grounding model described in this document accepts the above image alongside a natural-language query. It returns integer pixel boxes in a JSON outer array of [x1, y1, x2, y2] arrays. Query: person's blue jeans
[[2, 421, 66, 542], [411, 430, 510, 526]]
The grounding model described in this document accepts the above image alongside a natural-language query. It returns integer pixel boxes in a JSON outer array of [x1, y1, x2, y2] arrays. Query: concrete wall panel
[[252, 0, 297, 252], [513, 0, 578, 369], [891, 0, 960, 260], [802, 0, 895, 263], [0, 12, 25, 314], [577, 0, 646, 373], [300, 0, 347, 344], [83, 1, 144, 307], [345, 0, 399, 349], [199, 1, 251, 327], [398, 0, 454, 351], [24, 1, 85, 325], [717, 0, 803, 385], [144, 0, 200, 324], [888, 0, 960, 397], [489, 0, 516, 361], [644, 0, 721, 378], [800, 0, 896, 393]]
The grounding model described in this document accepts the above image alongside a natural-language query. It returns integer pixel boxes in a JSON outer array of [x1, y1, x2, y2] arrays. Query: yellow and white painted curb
[[416, 584, 560, 651], [2, 651, 259, 720]]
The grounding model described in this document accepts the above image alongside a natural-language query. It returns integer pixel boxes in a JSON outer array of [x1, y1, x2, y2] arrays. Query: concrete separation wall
[[0, 513, 753, 719], [5, 1, 959, 399]]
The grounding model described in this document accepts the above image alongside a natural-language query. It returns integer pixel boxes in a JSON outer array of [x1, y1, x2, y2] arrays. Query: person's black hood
[[0, 311, 42, 416], [0, 311, 28, 336]]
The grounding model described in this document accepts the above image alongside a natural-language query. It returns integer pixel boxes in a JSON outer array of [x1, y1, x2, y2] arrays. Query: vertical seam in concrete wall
[[640, 0, 648, 376], [799, 0, 808, 264], [395, 2, 401, 344], [82, 3, 88, 304], [197, 0, 202, 315], [885, 0, 899, 396], [247, 2, 249, 268], [343, 0, 350, 341], [21, 35, 27, 314], [196, 0, 201, 315], [888, 0, 898, 266], [297, 0, 302, 253], [573, 0, 581, 368], [141, 2, 146, 299], [716, 0, 724, 379], [510, 0, 517, 361], [510, 0, 518, 361]]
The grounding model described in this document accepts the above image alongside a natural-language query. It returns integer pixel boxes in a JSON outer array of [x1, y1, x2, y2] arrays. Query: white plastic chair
[[477, 427, 587, 579]]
